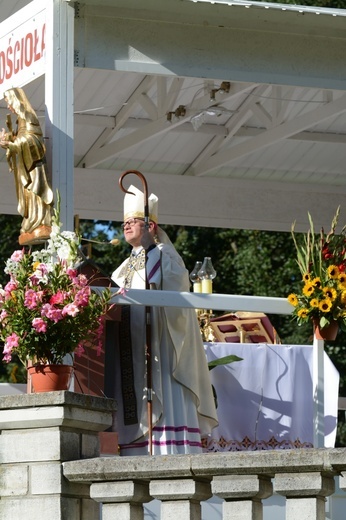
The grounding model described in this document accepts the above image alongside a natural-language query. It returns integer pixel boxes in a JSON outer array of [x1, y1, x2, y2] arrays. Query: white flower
[[42, 226, 79, 267], [32, 249, 54, 268]]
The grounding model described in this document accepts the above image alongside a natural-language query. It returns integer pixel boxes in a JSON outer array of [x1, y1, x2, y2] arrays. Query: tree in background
[[0, 214, 27, 383]]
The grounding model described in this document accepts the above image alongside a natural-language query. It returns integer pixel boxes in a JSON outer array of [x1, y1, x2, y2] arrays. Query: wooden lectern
[[74, 257, 121, 397], [74, 257, 121, 455]]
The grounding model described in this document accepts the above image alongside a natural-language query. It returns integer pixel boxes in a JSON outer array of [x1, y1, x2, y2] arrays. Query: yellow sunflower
[[287, 293, 298, 306], [303, 273, 310, 282], [311, 277, 322, 289], [310, 298, 319, 308], [338, 273, 346, 289], [297, 308, 309, 319], [341, 291, 346, 305], [303, 282, 314, 297], [327, 265, 340, 279], [319, 298, 333, 313], [322, 286, 337, 300]]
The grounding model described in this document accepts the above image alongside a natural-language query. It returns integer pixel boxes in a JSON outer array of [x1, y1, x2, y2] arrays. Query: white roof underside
[[0, 0, 346, 232]]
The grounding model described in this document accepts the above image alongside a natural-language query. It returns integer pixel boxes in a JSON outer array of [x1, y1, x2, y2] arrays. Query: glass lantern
[[189, 260, 202, 293], [198, 257, 216, 293]]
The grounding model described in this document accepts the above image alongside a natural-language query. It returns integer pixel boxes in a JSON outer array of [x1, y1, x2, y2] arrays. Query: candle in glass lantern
[[202, 278, 213, 294], [189, 261, 203, 293], [198, 257, 216, 293]]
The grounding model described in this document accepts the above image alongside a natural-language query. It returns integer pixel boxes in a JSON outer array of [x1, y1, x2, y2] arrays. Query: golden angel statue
[[0, 87, 53, 245]]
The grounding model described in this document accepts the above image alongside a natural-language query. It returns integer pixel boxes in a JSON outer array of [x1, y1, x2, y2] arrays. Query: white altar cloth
[[204, 343, 339, 451]]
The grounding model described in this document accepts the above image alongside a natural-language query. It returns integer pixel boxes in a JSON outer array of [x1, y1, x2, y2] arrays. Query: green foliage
[[0, 360, 26, 383], [0, 214, 21, 380], [78, 219, 129, 277], [325, 340, 346, 446], [208, 354, 243, 370], [0, 214, 22, 286]]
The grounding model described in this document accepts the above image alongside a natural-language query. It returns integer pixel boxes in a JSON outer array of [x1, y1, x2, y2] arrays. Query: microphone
[[81, 238, 120, 246]]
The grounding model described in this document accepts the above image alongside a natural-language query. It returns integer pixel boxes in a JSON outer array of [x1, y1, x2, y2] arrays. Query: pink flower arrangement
[[0, 211, 111, 365]]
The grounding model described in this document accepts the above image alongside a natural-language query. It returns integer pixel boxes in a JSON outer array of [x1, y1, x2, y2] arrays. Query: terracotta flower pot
[[27, 364, 73, 393], [313, 319, 339, 341]]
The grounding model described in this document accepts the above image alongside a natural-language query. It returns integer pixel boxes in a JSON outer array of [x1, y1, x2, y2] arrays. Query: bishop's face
[[122, 218, 156, 248], [123, 218, 145, 247]]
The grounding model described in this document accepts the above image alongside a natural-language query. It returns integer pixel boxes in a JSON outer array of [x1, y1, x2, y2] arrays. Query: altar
[[204, 342, 339, 451]]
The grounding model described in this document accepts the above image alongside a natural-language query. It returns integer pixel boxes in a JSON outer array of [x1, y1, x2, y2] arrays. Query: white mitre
[[123, 184, 158, 223]]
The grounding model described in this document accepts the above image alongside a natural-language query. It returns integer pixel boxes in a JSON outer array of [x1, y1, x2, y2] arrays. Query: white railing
[[62, 448, 346, 520], [108, 288, 293, 315]]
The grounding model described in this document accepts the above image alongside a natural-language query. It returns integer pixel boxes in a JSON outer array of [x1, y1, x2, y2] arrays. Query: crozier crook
[[119, 170, 149, 229]]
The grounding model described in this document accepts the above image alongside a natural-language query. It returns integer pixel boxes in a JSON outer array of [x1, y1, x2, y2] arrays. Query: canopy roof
[[0, 0, 346, 232]]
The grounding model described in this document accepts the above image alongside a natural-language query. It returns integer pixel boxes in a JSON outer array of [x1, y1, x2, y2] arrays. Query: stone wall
[[0, 391, 116, 519]]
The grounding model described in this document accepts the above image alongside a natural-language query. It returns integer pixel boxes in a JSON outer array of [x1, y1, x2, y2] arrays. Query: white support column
[[44, 0, 74, 231], [212, 475, 273, 520], [313, 335, 325, 448], [275, 472, 335, 520], [91, 481, 151, 520], [150, 479, 212, 520]]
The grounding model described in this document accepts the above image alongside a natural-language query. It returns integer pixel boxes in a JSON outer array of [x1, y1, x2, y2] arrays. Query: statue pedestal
[[19, 225, 52, 245]]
